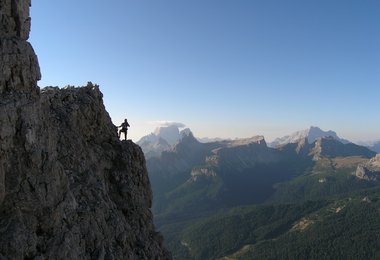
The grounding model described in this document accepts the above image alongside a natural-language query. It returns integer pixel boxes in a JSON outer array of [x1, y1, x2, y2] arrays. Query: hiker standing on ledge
[[118, 119, 130, 140]]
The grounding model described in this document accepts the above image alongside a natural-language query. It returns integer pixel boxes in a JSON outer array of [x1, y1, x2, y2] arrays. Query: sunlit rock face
[[0, 1, 171, 259], [356, 154, 380, 181]]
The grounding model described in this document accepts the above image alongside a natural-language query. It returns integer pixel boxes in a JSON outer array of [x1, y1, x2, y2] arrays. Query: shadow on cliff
[[0, 0, 171, 258]]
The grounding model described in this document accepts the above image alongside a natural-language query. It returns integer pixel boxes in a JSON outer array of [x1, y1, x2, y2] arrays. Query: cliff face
[[0, 1, 170, 259], [356, 154, 380, 181], [0, 0, 40, 94], [309, 137, 376, 161]]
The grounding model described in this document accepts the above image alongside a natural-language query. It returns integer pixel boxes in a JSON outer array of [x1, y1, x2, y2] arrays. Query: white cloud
[[149, 120, 186, 128]]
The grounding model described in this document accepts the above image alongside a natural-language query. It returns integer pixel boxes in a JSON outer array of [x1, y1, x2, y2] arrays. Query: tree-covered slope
[[226, 192, 380, 259], [165, 188, 380, 259], [268, 156, 377, 203]]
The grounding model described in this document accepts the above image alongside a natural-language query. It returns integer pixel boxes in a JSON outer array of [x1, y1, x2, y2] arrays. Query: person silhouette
[[118, 119, 130, 140]]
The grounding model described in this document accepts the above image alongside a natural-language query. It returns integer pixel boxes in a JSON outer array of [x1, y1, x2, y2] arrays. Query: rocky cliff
[[0, 1, 170, 259], [137, 126, 192, 160], [356, 154, 380, 181], [309, 137, 375, 161]]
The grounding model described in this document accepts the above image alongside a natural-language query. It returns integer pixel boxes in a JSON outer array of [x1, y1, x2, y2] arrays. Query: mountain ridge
[[138, 125, 370, 159], [148, 130, 375, 225], [269, 126, 350, 147]]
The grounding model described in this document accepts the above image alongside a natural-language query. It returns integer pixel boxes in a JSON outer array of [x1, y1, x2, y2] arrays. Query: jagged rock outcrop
[[153, 135, 282, 185], [138, 137, 172, 159], [137, 126, 192, 159], [309, 137, 376, 161], [276, 137, 311, 157], [0, 0, 40, 94], [356, 154, 380, 181], [0, 1, 170, 259], [190, 165, 217, 180], [147, 132, 213, 178], [206, 136, 281, 173]]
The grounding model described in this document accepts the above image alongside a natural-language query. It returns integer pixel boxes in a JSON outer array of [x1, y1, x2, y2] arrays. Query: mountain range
[[137, 124, 380, 259], [138, 125, 379, 160], [269, 126, 351, 147], [148, 130, 375, 216]]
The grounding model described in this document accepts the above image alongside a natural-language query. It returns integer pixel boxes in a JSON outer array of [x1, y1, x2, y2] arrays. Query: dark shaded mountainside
[[148, 132, 375, 220], [0, 1, 170, 259], [173, 191, 380, 260], [146, 130, 380, 259]]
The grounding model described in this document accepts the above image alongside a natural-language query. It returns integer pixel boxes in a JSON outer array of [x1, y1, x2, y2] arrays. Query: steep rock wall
[[0, 0, 40, 94], [356, 154, 380, 181], [0, 1, 170, 259]]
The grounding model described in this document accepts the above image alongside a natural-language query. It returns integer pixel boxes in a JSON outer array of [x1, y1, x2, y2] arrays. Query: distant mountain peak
[[180, 128, 193, 139], [157, 137, 170, 146], [177, 130, 198, 145], [137, 125, 198, 159], [307, 126, 341, 142], [270, 126, 350, 147], [153, 125, 181, 145]]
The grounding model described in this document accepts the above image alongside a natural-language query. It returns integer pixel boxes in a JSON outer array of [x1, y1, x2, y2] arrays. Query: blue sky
[[29, 0, 380, 142]]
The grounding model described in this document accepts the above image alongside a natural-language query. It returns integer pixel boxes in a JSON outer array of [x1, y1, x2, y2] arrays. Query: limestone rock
[[211, 136, 281, 173], [0, 1, 170, 259], [356, 154, 380, 181], [191, 166, 217, 180], [0, 0, 32, 40], [0, 0, 40, 94], [137, 126, 192, 159], [309, 137, 376, 161], [269, 126, 350, 147], [138, 136, 172, 159]]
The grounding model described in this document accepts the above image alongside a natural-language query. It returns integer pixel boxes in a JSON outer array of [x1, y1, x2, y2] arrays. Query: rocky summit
[[269, 126, 350, 147], [0, 1, 170, 259]]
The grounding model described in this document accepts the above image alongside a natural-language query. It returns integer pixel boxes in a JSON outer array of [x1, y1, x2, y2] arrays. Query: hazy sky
[[29, 0, 380, 142]]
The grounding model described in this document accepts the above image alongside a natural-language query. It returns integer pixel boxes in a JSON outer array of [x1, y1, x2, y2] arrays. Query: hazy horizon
[[128, 122, 379, 145], [29, 1, 380, 143]]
